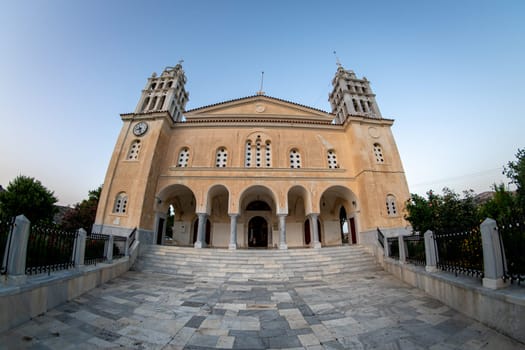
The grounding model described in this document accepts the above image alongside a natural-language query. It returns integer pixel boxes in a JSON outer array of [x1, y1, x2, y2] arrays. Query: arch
[[206, 184, 230, 216], [287, 185, 311, 217], [155, 184, 197, 246], [238, 185, 278, 214], [319, 186, 359, 245]]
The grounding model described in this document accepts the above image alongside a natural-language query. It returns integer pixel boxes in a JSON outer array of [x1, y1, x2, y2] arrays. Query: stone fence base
[[0, 241, 139, 332], [381, 257, 525, 345]]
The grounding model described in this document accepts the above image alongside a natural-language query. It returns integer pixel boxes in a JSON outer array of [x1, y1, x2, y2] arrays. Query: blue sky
[[1, 0, 524, 205]]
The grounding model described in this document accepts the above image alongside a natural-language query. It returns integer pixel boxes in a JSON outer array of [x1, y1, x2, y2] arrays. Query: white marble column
[[229, 214, 238, 250], [278, 214, 288, 250], [194, 213, 207, 248], [310, 214, 321, 249]]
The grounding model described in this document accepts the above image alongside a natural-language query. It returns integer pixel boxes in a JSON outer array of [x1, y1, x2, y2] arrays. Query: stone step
[[135, 245, 380, 281]]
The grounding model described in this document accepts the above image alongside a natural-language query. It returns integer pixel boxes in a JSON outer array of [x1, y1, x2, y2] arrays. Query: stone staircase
[[133, 245, 381, 282]]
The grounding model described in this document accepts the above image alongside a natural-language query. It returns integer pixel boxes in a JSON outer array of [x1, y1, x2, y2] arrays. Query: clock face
[[133, 122, 148, 136]]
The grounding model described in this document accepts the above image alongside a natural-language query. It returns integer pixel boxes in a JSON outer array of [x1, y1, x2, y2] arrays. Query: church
[[93, 63, 410, 249]]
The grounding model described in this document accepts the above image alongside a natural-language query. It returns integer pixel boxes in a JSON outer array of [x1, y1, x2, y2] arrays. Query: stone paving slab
[[0, 269, 524, 349]]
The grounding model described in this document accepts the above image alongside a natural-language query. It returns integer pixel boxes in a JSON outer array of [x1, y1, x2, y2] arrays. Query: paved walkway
[[0, 268, 523, 349]]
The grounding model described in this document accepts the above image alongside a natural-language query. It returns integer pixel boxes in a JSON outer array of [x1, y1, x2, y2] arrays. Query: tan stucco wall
[[95, 97, 410, 248]]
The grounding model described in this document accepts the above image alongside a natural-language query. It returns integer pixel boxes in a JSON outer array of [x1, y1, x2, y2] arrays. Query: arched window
[[373, 143, 385, 163], [265, 141, 272, 167], [327, 150, 339, 169], [157, 95, 166, 110], [386, 195, 397, 217], [215, 147, 228, 167], [149, 96, 158, 110], [290, 149, 301, 168], [177, 147, 190, 167], [113, 192, 128, 214], [126, 140, 141, 160], [140, 97, 150, 112], [255, 139, 262, 168], [245, 141, 252, 167]]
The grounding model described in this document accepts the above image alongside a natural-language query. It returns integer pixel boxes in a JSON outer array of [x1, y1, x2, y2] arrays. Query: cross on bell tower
[[134, 62, 189, 122]]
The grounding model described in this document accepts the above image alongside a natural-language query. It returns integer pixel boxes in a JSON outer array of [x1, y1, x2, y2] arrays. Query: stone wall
[[379, 256, 525, 344], [0, 241, 139, 333]]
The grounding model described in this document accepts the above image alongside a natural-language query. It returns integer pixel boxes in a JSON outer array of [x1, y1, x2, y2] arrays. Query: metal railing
[[377, 227, 385, 248], [498, 218, 525, 285], [25, 226, 77, 275], [85, 233, 109, 265], [0, 217, 15, 274], [387, 237, 399, 260], [405, 234, 426, 266], [435, 227, 484, 278]]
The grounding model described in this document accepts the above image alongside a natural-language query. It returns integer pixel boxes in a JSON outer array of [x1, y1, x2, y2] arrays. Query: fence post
[[74, 228, 87, 268], [424, 230, 438, 272], [398, 235, 407, 263], [106, 235, 114, 263], [480, 218, 507, 289], [6, 215, 30, 284]]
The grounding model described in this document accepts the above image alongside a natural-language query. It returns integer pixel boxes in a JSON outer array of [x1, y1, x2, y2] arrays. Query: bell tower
[[329, 65, 382, 124], [134, 63, 189, 122]]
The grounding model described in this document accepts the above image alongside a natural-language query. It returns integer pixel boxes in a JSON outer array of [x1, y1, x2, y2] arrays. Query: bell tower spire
[[328, 63, 382, 124], [134, 62, 189, 122]]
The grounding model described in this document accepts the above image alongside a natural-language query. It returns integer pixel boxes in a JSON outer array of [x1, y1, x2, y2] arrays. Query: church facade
[[94, 64, 410, 249]]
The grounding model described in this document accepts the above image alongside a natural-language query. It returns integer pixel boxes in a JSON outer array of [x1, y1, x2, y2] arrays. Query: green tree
[[503, 148, 525, 215], [478, 183, 517, 223], [0, 175, 58, 225], [405, 188, 479, 234], [61, 185, 102, 231]]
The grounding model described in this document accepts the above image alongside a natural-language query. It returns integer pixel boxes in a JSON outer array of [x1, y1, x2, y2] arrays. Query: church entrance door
[[248, 216, 268, 248]]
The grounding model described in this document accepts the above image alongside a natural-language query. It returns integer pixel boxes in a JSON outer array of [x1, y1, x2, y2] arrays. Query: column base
[[425, 266, 438, 273], [228, 243, 237, 250], [313, 242, 322, 249], [194, 241, 203, 249], [7, 274, 27, 286], [483, 277, 507, 290], [279, 243, 288, 250]]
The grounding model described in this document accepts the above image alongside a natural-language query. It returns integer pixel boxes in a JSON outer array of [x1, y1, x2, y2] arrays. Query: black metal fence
[[387, 237, 399, 260], [0, 217, 15, 274], [85, 233, 109, 265], [25, 226, 77, 275], [377, 228, 385, 248], [435, 227, 484, 278], [405, 234, 426, 266], [498, 218, 525, 285]]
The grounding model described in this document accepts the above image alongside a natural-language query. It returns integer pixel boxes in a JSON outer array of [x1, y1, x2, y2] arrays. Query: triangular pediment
[[184, 95, 334, 122]]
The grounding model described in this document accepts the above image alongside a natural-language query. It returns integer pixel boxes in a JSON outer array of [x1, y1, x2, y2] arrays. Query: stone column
[[398, 235, 406, 263], [194, 213, 207, 248], [310, 214, 321, 249], [481, 218, 508, 289], [424, 230, 438, 273], [106, 235, 114, 263], [229, 214, 238, 250], [6, 215, 30, 284], [278, 214, 288, 250], [74, 228, 87, 268]]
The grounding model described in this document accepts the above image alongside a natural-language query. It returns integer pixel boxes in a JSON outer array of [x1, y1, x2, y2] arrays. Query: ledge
[[0, 241, 139, 332]]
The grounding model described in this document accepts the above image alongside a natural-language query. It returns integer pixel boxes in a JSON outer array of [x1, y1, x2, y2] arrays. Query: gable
[[184, 95, 334, 123]]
